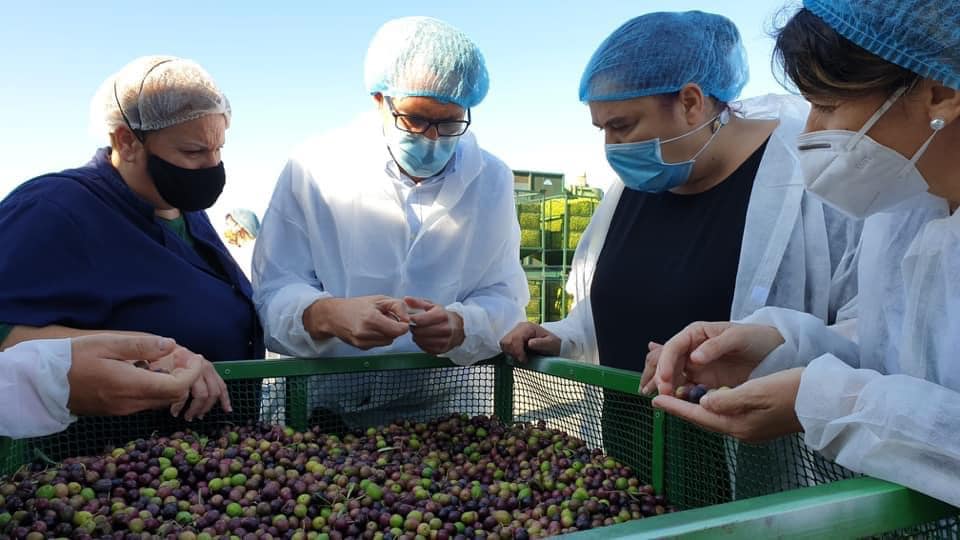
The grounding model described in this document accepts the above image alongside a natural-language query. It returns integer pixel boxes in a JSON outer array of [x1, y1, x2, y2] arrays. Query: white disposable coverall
[[542, 94, 862, 366], [744, 193, 960, 506], [0, 338, 74, 438], [253, 112, 528, 425]]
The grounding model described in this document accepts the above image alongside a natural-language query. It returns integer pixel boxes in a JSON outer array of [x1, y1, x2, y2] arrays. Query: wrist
[[450, 312, 466, 348], [303, 298, 340, 340]]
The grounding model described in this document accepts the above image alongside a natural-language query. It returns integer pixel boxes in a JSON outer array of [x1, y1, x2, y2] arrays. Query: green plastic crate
[[1, 355, 956, 538]]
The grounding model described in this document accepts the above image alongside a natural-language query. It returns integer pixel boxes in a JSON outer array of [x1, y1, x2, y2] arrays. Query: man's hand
[[405, 297, 465, 355], [303, 295, 410, 350], [67, 335, 206, 417], [499, 322, 561, 362], [652, 368, 805, 443]]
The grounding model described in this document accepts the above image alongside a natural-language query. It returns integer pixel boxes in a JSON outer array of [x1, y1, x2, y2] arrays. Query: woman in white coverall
[[652, 0, 960, 507], [1, 335, 205, 438], [253, 17, 527, 427]]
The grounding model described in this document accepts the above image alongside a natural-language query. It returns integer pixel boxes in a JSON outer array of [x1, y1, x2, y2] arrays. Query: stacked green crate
[[542, 197, 597, 254], [516, 188, 601, 324], [526, 279, 542, 321], [517, 199, 542, 249]]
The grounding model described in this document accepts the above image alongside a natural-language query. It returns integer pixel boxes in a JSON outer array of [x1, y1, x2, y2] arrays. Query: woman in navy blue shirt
[[0, 56, 264, 428]]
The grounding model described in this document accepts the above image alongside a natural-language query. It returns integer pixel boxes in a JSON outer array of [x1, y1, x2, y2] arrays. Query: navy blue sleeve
[[0, 193, 113, 329]]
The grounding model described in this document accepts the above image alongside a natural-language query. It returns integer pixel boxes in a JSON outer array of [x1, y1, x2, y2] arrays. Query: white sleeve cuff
[[0, 339, 76, 438], [443, 302, 494, 366]]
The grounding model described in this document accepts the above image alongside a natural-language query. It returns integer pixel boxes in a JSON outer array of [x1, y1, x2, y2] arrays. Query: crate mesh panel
[[0, 361, 956, 538]]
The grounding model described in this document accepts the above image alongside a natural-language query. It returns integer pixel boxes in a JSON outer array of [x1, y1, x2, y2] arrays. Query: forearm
[[798, 355, 960, 507], [2, 325, 149, 350]]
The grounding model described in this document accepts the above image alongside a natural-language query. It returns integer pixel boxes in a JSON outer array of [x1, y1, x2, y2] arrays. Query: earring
[[931, 118, 946, 131]]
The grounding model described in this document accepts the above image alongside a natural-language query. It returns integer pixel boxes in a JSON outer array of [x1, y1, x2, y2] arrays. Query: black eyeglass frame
[[385, 96, 471, 137]]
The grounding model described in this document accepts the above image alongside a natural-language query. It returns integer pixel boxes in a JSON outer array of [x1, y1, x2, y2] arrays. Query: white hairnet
[[91, 55, 231, 137], [364, 17, 489, 109]]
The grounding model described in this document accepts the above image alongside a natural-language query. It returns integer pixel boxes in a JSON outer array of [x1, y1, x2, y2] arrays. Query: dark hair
[[773, 8, 920, 100]]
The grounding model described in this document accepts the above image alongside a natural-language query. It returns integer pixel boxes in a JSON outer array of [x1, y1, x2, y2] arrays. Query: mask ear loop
[[661, 108, 728, 145], [897, 116, 947, 175], [658, 106, 731, 163], [845, 86, 909, 151], [688, 108, 731, 161], [113, 59, 175, 144]]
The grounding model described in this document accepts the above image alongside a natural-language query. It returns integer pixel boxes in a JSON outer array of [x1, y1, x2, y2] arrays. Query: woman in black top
[[500, 11, 861, 496]]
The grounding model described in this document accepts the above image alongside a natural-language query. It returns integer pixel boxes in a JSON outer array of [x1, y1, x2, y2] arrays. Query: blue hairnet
[[579, 11, 749, 103], [229, 208, 260, 238], [364, 17, 489, 109], [805, 0, 960, 90]]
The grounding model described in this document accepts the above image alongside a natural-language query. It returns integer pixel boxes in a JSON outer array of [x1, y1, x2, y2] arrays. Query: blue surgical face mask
[[605, 110, 729, 192], [385, 129, 460, 179]]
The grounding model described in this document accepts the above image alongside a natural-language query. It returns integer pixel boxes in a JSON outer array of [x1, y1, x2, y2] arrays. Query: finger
[[640, 355, 658, 395], [690, 328, 745, 365], [376, 299, 410, 323], [655, 327, 701, 397], [217, 375, 232, 413], [367, 314, 411, 338], [140, 350, 203, 405], [410, 324, 450, 338], [648, 341, 663, 352], [699, 386, 754, 416], [91, 335, 177, 362], [403, 297, 436, 311], [417, 339, 450, 354], [410, 307, 449, 327], [196, 371, 221, 419], [184, 377, 211, 422], [166, 356, 199, 417], [651, 395, 732, 435], [499, 335, 528, 363], [526, 337, 557, 354], [354, 334, 398, 350]]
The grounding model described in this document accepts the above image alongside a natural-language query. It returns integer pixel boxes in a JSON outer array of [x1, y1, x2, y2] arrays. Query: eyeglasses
[[385, 96, 471, 137]]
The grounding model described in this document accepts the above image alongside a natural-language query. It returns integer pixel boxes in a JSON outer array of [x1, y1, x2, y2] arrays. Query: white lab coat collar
[[545, 94, 858, 366]]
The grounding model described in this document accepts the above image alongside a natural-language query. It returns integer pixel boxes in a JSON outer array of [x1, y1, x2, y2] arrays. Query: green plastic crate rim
[[1, 354, 956, 539]]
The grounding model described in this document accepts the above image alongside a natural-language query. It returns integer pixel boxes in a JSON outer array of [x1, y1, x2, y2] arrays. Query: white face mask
[[797, 87, 941, 219]]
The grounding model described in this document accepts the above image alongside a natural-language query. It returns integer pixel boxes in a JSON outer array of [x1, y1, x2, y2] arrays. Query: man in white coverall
[[253, 16, 527, 426]]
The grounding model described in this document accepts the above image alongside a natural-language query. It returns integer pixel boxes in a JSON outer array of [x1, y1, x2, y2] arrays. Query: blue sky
[[0, 0, 795, 222]]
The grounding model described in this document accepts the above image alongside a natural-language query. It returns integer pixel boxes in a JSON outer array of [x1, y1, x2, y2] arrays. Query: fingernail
[[158, 337, 175, 349]]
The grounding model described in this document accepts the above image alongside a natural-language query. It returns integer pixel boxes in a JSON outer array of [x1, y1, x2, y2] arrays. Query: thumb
[[699, 387, 748, 416], [97, 335, 177, 362], [404, 296, 436, 311], [690, 330, 744, 365], [376, 298, 410, 323], [527, 336, 558, 355]]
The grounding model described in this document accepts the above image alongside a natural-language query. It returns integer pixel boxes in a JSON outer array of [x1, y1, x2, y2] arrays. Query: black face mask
[[147, 154, 226, 212]]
